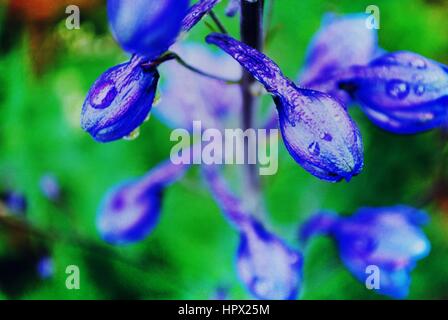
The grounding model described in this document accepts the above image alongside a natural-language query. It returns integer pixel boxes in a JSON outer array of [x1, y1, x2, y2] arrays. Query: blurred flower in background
[[0, 191, 27, 216], [301, 206, 431, 299]]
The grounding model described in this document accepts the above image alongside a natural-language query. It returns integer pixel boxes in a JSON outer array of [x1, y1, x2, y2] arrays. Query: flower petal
[[339, 51, 448, 133], [108, 0, 189, 58], [300, 13, 378, 86], [206, 33, 364, 182], [203, 166, 302, 300], [182, 0, 221, 32], [302, 205, 431, 299], [97, 160, 189, 244], [237, 218, 303, 300], [81, 55, 159, 143], [206, 33, 289, 95]]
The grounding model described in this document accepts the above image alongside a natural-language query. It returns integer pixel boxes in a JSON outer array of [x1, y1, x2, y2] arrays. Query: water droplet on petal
[[414, 84, 425, 96], [123, 127, 141, 141], [411, 59, 427, 69], [308, 142, 320, 156], [386, 80, 410, 99], [91, 80, 117, 109], [320, 132, 333, 141]]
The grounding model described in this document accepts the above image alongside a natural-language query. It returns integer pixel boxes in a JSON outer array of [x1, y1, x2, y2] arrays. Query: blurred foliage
[[0, 0, 447, 300]]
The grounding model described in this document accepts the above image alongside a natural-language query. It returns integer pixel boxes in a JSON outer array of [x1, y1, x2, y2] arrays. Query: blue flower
[[299, 13, 379, 105], [206, 33, 364, 182], [300, 206, 431, 299], [204, 167, 303, 300], [337, 51, 448, 134], [237, 218, 303, 300], [108, 0, 189, 59], [81, 55, 159, 142], [83, 1, 223, 142], [97, 160, 189, 244]]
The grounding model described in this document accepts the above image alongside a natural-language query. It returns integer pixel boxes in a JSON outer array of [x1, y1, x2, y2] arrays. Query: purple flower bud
[[203, 167, 303, 300], [300, 206, 431, 299], [97, 161, 189, 245], [238, 218, 303, 300], [263, 13, 380, 131], [108, 0, 189, 59], [182, 0, 221, 32], [300, 13, 378, 87], [206, 33, 363, 182], [81, 55, 159, 143], [340, 51, 448, 134]]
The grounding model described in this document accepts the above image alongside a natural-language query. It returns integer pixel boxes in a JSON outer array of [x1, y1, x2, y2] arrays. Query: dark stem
[[143, 52, 241, 84], [209, 10, 228, 34], [240, 0, 264, 207]]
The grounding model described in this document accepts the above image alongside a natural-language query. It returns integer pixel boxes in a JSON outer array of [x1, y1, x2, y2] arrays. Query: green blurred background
[[0, 0, 447, 299]]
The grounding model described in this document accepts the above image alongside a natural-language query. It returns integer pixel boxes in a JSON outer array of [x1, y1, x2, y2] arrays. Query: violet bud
[[300, 13, 378, 85], [81, 55, 159, 143], [97, 160, 189, 244], [300, 206, 431, 299], [108, 0, 189, 59], [339, 51, 448, 134], [206, 33, 363, 182], [238, 218, 303, 300], [203, 167, 303, 299]]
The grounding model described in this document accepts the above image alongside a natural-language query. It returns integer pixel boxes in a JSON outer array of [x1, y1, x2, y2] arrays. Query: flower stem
[[209, 10, 228, 34], [143, 52, 241, 84], [240, 0, 264, 212]]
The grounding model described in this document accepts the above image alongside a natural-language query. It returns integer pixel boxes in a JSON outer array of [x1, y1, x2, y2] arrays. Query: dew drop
[[320, 132, 333, 141], [386, 80, 410, 99], [91, 80, 117, 109], [414, 84, 425, 96], [308, 142, 320, 156], [411, 59, 427, 69], [123, 127, 141, 141]]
